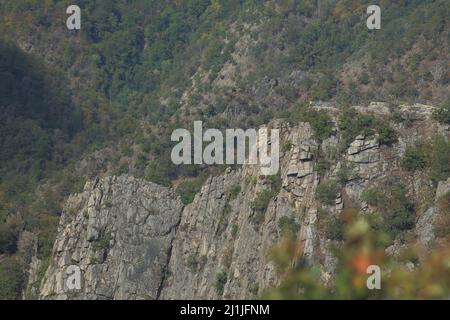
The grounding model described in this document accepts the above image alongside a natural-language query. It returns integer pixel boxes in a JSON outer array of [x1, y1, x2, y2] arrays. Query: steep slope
[[36, 105, 449, 299], [39, 176, 182, 299], [0, 1, 449, 299]]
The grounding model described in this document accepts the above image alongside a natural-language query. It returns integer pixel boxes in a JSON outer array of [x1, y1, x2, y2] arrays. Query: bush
[[362, 182, 415, 237], [377, 124, 397, 146], [326, 216, 344, 241], [145, 160, 172, 186], [383, 184, 415, 234], [228, 185, 241, 201], [176, 175, 208, 205], [0, 256, 25, 299], [338, 109, 376, 145], [215, 271, 228, 295], [0, 216, 21, 254], [282, 141, 293, 152], [251, 176, 281, 226], [231, 224, 238, 238], [401, 144, 427, 171], [92, 231, 112, 251], [187, 254, 206, 272], [338, 108, 396, 146], [401, 137, 449, 181], [34, 257, 50, 288], [278, 216, 299, 237], [251, 190, 273, 227], [252, 189, 273, 213], [359, 71, 370, 85], [35, 214, 59, 259], [308, 74, 339, 101], [249, 284, 259, 296], [300, 108, 334, 142], [186, 254, 198, 272], [362, 188, 386, 207], [223, 203, 232, 215], [429, 136, 450, 183], [315, 181, 339, 205], [433, 101, 450, 125], [336, 163, 352, 186]]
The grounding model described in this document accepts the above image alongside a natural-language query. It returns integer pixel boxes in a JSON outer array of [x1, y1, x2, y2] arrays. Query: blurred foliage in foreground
[[266, 209, 450, 299]]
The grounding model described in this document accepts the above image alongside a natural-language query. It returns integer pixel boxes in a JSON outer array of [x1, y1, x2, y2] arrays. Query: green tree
[[433, 101, 450, 125], [315, 181, 339, 205], [0, 256, 25, 299], [402, 144, 428, 171]]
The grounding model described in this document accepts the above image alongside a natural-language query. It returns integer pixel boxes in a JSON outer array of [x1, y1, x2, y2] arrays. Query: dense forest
[[0, 0, 449, 298]]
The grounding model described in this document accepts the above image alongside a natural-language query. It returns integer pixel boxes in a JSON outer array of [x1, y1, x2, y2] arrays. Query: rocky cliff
[[39, 176, 182, 299], [36, 104, 449, 300]]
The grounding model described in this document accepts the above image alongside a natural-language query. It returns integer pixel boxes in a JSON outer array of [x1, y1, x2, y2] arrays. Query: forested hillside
[[0, 0, 449, 299]]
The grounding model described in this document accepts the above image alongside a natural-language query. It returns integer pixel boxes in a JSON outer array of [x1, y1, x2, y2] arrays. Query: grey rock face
[[416, 178, 450, 248], [37, 106, 449, 300], [40, 176, 183, 299], [416, 207, 436, 248], [347, 136, 380, 164], [160, 171, 280, 299], [436, 178, 450, 200]]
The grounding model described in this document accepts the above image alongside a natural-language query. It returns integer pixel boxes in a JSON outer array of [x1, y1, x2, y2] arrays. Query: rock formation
[[35, 106, 449, 300]]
